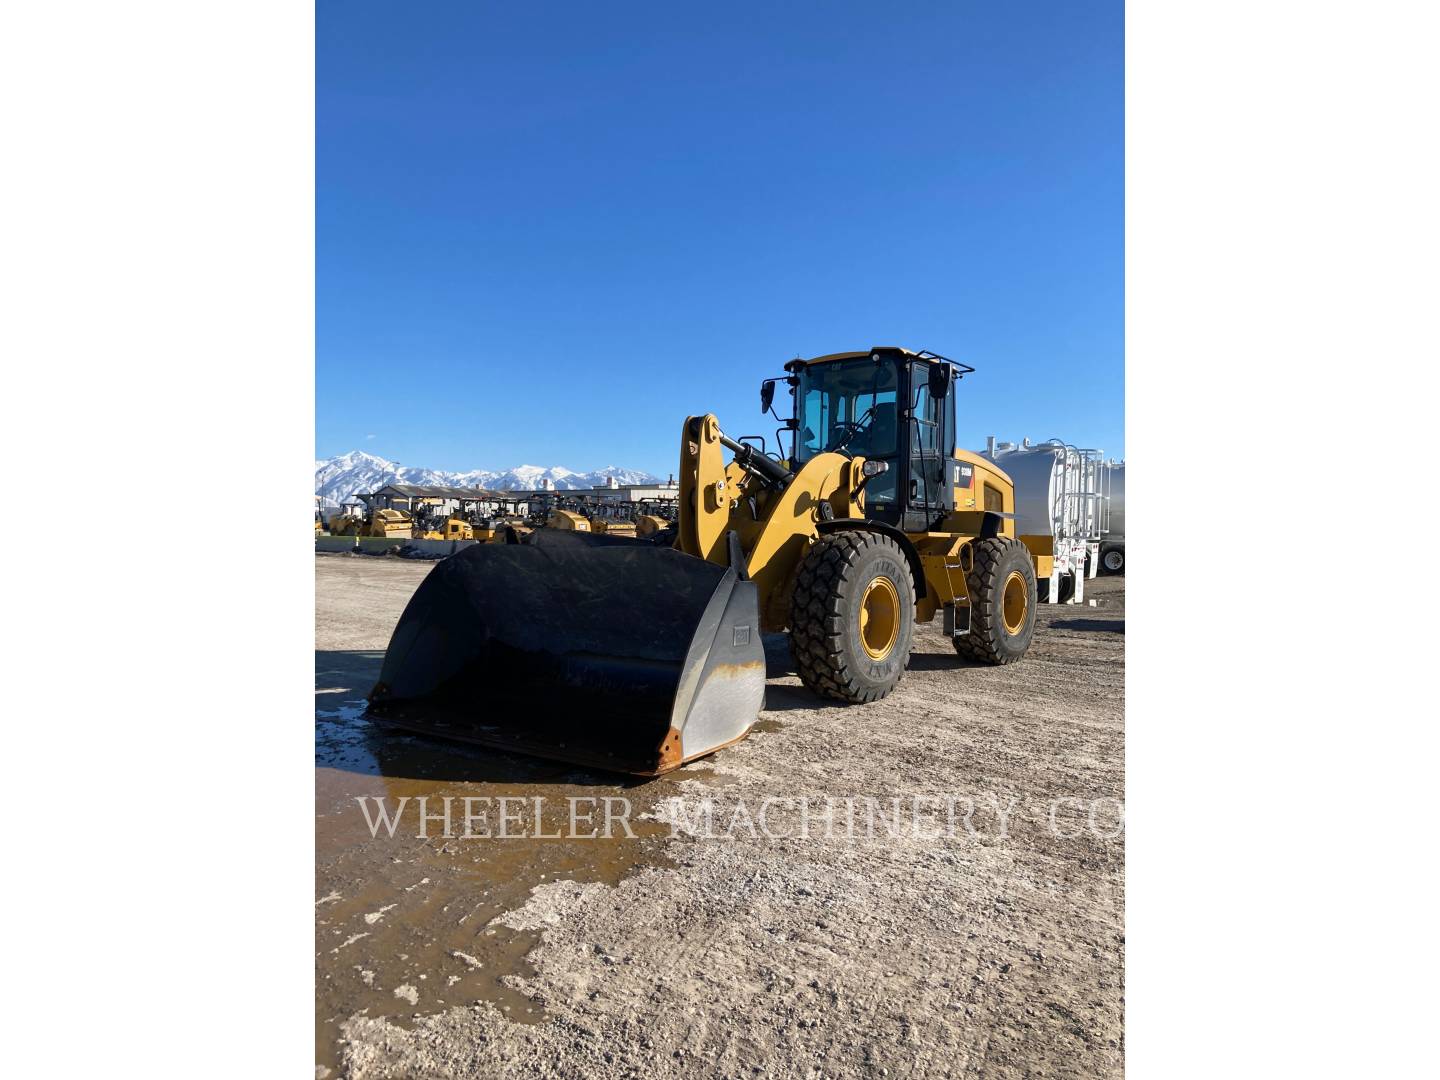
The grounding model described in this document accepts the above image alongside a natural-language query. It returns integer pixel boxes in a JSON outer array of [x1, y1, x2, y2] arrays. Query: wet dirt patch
[[315, 650, 680, 1075]]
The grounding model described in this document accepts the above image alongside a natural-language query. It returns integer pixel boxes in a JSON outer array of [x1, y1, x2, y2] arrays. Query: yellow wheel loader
[[368, 347, 1039, 775]]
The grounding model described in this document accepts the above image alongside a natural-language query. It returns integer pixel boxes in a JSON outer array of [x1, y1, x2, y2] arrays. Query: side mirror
[[760, 379, 776, 414], [928, 362, 951, 400]]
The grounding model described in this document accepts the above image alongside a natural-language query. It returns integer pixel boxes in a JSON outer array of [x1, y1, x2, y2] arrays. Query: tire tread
[[955, 537, 1034, 666], [789, 531, 913, 703]]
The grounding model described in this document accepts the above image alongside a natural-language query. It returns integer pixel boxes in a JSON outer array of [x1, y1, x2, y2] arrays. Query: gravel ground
[[316, 551, 1125, 1079]]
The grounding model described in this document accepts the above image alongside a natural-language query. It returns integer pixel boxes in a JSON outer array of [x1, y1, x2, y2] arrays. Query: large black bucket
[[366, 530, 766, 775]]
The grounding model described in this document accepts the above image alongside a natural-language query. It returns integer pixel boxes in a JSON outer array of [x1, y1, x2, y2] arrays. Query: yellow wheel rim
[[859, 575, 900, 660], [1002, 570, 1028, 635]]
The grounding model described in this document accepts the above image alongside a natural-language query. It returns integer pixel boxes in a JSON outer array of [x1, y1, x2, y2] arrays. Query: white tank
[[979, 437, 1108, 543]]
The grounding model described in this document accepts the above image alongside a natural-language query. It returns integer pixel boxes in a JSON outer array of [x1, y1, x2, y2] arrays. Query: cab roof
[[803, 347, 922, 366], [795, 348, 972, 376]]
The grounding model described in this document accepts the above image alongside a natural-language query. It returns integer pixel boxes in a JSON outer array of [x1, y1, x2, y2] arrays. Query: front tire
[[955, 537, 1037, 665], [790, 531, 916, 703]]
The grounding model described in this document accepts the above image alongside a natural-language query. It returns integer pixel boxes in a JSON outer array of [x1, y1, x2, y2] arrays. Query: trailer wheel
[[955, 538, 1037, 665], [1102, 546, 1125, 574], [790, 531, 916, 703], [1057, 573, 1076, 604]]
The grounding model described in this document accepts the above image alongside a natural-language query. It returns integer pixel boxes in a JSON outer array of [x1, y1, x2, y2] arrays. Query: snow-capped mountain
[[315, 450, 659, 504]]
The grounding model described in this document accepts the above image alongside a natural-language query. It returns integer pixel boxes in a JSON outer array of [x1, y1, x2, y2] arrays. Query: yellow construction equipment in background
[[364, 508, 415, 539], [440, 516, 475, 541], [546, 508, 591, 531], [468, 517, 505, 542], [590, 507, 638, 536], [327, 512, 363, 536], [321, 506, 477, 543], [370, 347, 1039, 775], [634, 514, 668, 539]]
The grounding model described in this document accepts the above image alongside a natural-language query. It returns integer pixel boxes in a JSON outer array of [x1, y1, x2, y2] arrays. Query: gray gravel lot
[[315, 552, 1124, 1078]]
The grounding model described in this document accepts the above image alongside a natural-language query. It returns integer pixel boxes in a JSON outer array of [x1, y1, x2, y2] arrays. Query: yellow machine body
[[368, 346, 1038, 777], [547, 509, 591, 531], [592, 517, 637, 537], [365, 508, 415, 538], [634, 514, 668, 539], [675, 410, 1026, 632], [441, 517, 474, 541], [327, 513, 363, 536]]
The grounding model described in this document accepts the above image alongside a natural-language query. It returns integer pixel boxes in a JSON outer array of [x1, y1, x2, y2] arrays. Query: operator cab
[[764, 347, 969, 532]]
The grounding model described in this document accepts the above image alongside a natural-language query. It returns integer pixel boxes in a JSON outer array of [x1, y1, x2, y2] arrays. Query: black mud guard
[[814, 519, 927, 601], [980, 511, 1006, 540]]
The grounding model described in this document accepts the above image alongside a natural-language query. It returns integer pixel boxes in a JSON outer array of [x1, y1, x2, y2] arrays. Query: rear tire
[[955, 537, 1037, 665], [1102, 546, 1125, 574], [790, 531, 916, 703], [1057, 573, 1076, 604]]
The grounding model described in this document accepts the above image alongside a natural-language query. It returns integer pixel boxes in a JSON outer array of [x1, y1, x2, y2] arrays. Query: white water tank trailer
[[980, 437, 1112, 604]]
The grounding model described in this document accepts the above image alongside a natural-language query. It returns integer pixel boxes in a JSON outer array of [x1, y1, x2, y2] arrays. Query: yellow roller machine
[[634, 514, 669, 539], [364, 508, 415, 539], [439, 516, 475, 541], [545, 508, 591, 531], [368, 347, 1038, 775]]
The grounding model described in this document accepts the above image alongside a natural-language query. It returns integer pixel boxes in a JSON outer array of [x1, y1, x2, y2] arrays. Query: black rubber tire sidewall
[[789, 532, 916, 703], [1057, 573, 1076, 604], [955, 537, 1037, 665], [838, 539, 915, 694]]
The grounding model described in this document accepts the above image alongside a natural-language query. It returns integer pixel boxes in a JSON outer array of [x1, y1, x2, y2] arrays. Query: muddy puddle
[[315, 650, 705, 1076]]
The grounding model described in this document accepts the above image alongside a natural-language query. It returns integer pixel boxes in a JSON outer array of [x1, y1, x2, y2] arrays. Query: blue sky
[[318, 1, 1123, 475]]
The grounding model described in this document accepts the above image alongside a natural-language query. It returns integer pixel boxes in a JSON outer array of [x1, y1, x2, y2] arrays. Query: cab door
[[902, 365, 955, 531]]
